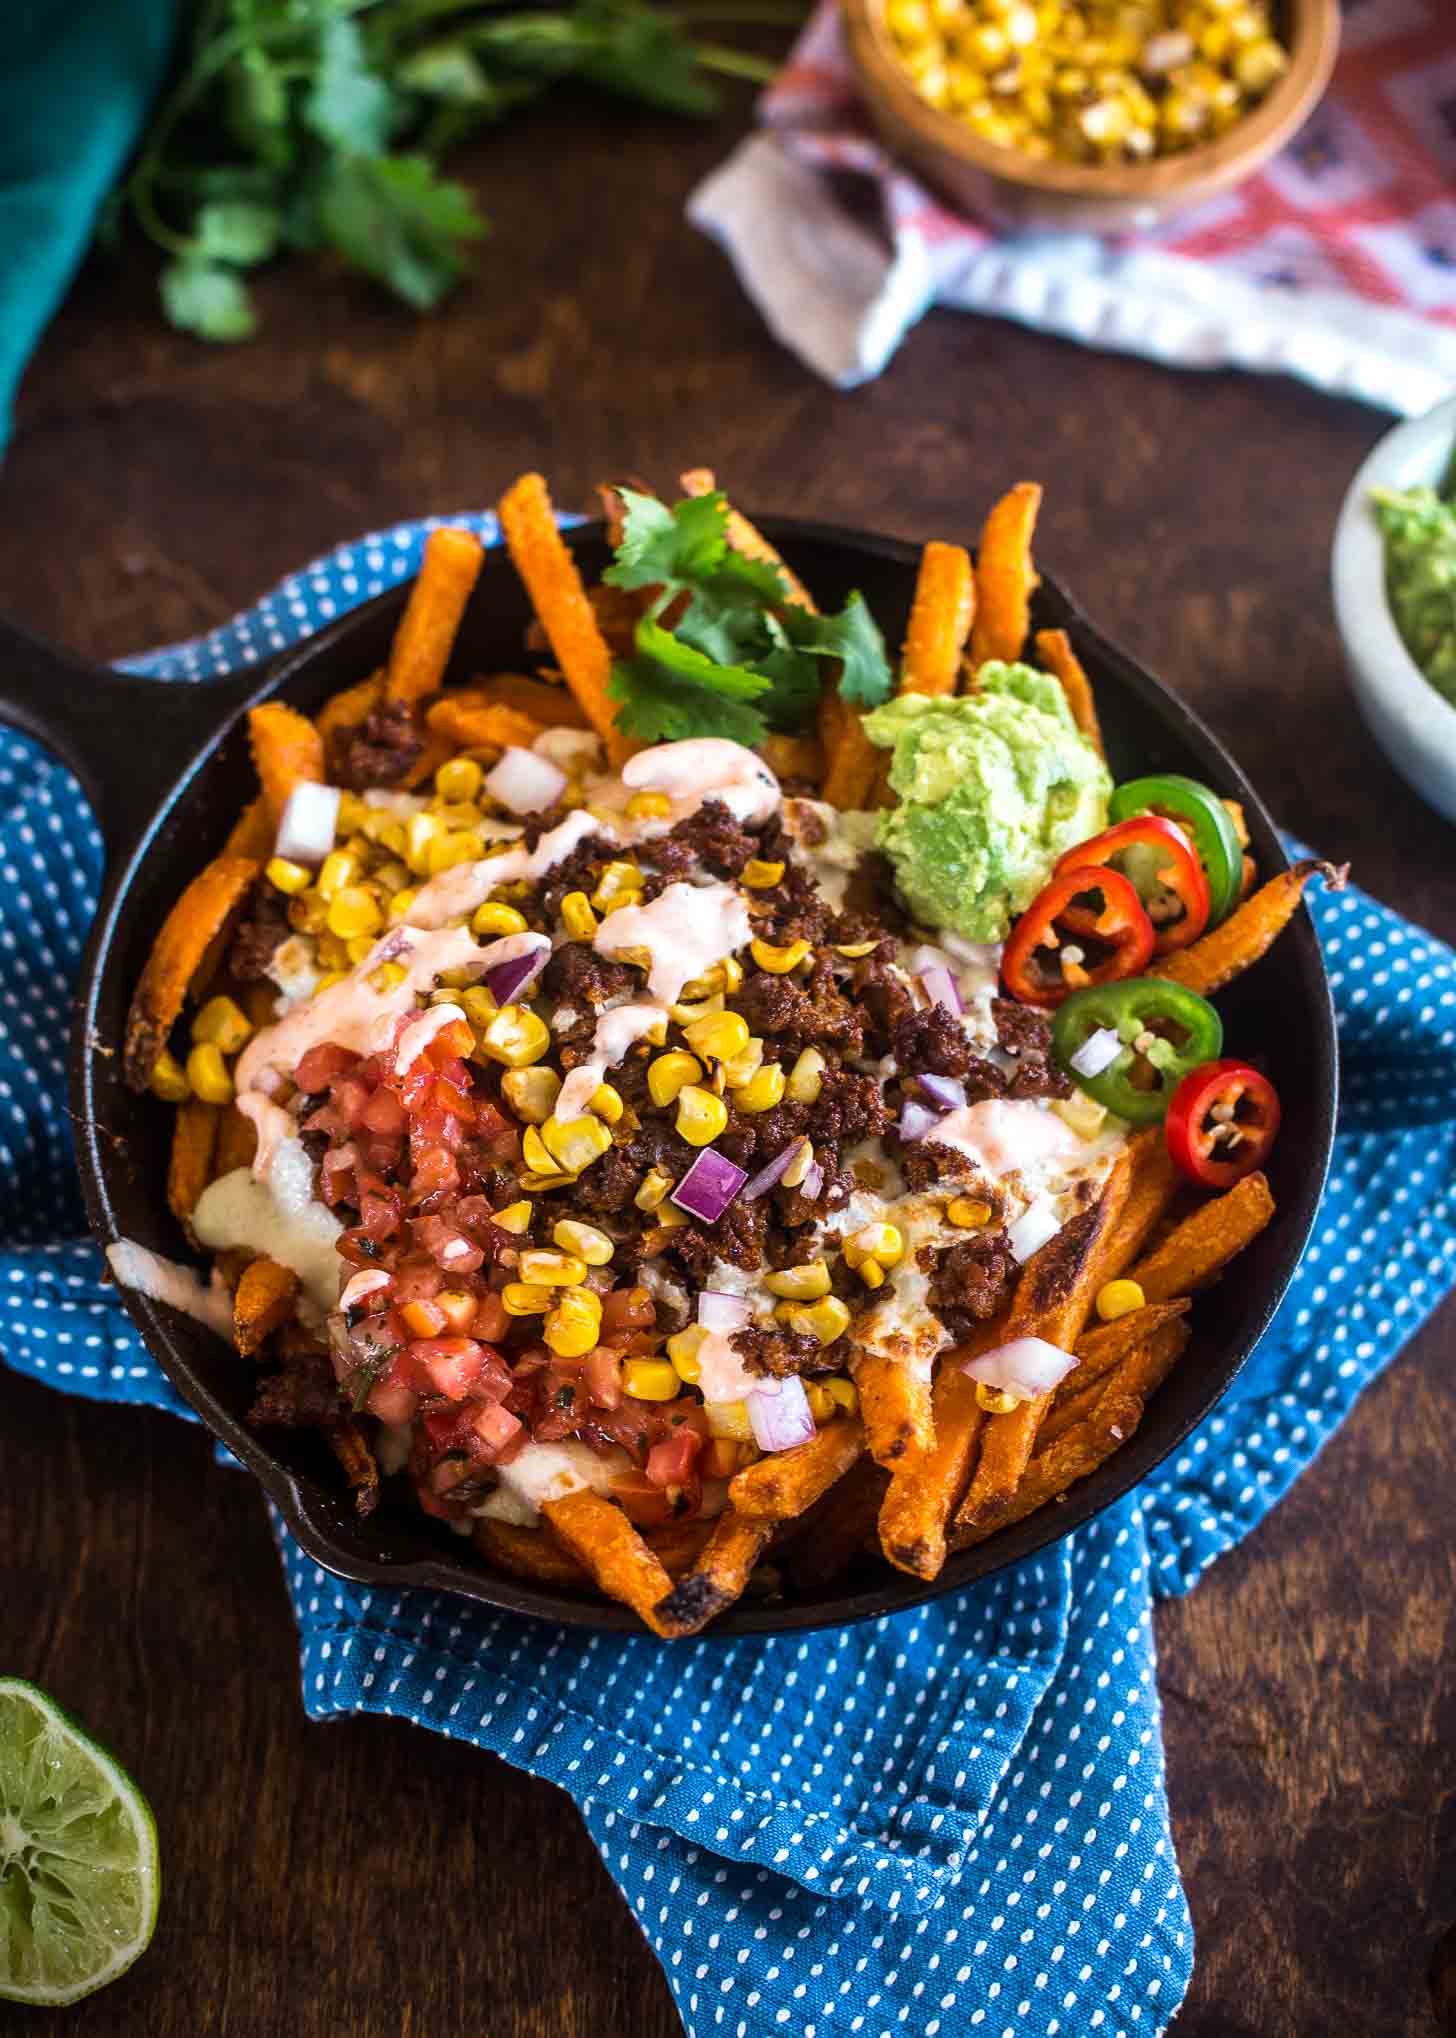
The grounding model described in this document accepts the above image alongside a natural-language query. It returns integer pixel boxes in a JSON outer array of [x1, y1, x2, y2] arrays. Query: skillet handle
[[0, 614, 264, 862]]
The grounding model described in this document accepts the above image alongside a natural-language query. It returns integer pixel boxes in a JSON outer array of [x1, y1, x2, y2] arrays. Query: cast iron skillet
[[0, 520, 1337, 1636]]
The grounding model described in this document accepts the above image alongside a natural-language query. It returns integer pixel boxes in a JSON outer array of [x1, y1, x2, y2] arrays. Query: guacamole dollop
[[862, 662, 1112, 942], [1371, 483, 1456, 709]]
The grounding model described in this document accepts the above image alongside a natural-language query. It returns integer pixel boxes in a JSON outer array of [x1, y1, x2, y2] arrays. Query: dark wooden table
[[1, 85, 1452, 2038]]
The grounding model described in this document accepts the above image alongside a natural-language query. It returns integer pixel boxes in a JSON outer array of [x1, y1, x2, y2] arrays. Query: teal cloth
[[0, 1, 176, 446]]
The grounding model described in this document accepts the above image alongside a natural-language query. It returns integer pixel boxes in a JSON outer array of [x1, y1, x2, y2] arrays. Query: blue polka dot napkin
[[3, 515, 1454, 2038]]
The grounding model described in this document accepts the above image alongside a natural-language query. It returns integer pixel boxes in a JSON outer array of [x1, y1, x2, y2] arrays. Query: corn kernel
[[975, 1382, 1022, 1415], [635, 1167, 674, 1213], [345, 934, 376, 966], [784, 1046, 826, 1105], [683, 1011, 751, 1063], [459, 985, 499, 1032], [265, 856, 311, 896], [1051, 1091, 1108, 1139], [590, 861, 643, 911], [431, 801, 485, 833], [373, 859, 411, 897], [650, 1204, 688, 1231], [542, 1114, 614, 1172], [720, 1036, 766, 1090], [316, 849, 357, 901], [676, 1085, 729, 1147], [560, 890, 599, 941], [669, 991, 724, 1026], [589, 1083, 624, 1125], [666, 1325, 704, 1380], [186, 1043, 234, 1105], [314, 972, 346, 993], [742, 858, 785, 889], [750, 936, 811, 974], [519, 1249, 588, 1286], [552, 1219, 613, 1266], [622, 1358, 679, 1401], [503, 1282, 553, 1316], [192, 995, 253, 1055], [543, 1285, 603, 1358], [471, 901, 528, 937], [844, 1223, 904, 1270], [648, 1051, 702, 1108], [804, 1381, 836, 1424], [435, 756, 483, 803], [149, 1048, 190, 1102], [733, 1063, 786, 1114], [706, 1399, 754, 1441], [325, 886, 382, 942], [779, 1296, 851, 1345], [1234, 34, 1285, 91], [781, 1138, 814, 1189], [335, 791, 368, 837], [404, 813, 443, 875], [833, 939, 878, 959], [387, 887, 420, 924], [947, 1197, 994, 1229], [625, 790, 673, 821], [316, 931, 352, 974], [501, 1065, 561, 1124], [680, 967, 726, 1003], [425, 830, 485, 877], [826, 1376, 859, 1415], [287, 890, 329, 936], [494, 1199, 533, 1234], [521, 1125, 561, 1176], [764, 1259, 831, 1301], [858, 1258, 887, 1290], [1096, 1278, 1146, 1322], [480, 1004, 550, 1068]]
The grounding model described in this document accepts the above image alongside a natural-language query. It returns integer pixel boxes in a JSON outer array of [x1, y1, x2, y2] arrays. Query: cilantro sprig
[[604, 488, 892, 745], [111, 0, 802, 341]]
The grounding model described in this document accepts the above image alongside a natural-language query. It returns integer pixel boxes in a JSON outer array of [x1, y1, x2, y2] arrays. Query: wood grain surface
[[0, 87, 1452, 2038]]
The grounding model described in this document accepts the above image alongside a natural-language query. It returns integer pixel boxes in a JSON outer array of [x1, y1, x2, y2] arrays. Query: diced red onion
[[899, 1099, 942, 1142], [485, 947, 549, 1006], [698, 1290, 750, 1333], [670, 1148, 748, 1222], [274, 780, 341, 866], [747, 1375, 816, 1453], [1069, 1027, 1123, 1080], [1007, 1199, 1061, 1263], [963, 1336, 1077, 1399], [484, 746, 567, 815], [918, 1073, 966, 1112], [918, 965, 962, 1016], [339, 1269, 391, 1312], [800, 1160, 823, 1202], [743, 1142, 800, 1201]]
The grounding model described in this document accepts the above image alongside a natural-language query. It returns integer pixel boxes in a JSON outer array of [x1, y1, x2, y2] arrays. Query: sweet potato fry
[[384, 526, 484, 704], [315, 671, 384, 746], [247, 701, 325, 823], [760, 733, 822, 784], [679, 468, 815, 611], [779, 1457, 887, 1593], [423, 698, 545, 755], [1036, 1314, 1190, 1450], [167, 1099, 219, 1225], [541, 1488, 676, 1637], [819, 696, 881, 810], [970, 482, 1041, 668], [903, 542, 976, 697], [222, 796, 274, 860], [652, 1511, 775, 1636], [1055, 1299, 1192, 1408], [124, 854, 261, 1091], [1152, 860, 1347, 996], [1128, 1171, 1275, 1304], [233, 1255, 301, 1357], [499, 472, 631, 766], [851, 1346, 934, 1468], [325, 1417, 380, 1515], [213, 1102, 259, 1179], [1090, 1125, 1180, 1284], [429, 676, 589, 748], [950, 1389, 1146, 1551], [648, 1518, 716, 1578], [878, 1358, 987, 1580], [474, 1517, 589, 1588], [728, 1416, 865, 1520], [1034, 628, 1104, 758]]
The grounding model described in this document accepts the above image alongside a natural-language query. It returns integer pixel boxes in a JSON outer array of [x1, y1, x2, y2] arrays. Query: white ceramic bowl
[[1332, 394, 1456, 827]]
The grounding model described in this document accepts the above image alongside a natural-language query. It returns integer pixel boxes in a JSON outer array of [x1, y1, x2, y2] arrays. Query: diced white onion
[[338, 1269, 392, 1312], [484, 746, 567, 815], [1007, 1199, 1062, 1263], [962, 1336, 1076, 1399], [698, 1290, 751, 1334], [275, 781, 341, 866], [1069, 1027, 1123, 1079], [747, 1376, 816, 1453]]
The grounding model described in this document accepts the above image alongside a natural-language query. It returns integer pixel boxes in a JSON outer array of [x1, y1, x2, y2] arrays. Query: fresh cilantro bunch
[[113, 0, 793, 340], [604, 489, 892, 744]]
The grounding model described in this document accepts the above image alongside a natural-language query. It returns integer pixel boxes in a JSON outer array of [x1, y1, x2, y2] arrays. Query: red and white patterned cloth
[[689, 0, 1456, 402]]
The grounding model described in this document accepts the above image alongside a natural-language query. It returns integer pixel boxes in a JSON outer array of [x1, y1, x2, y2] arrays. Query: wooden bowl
[[841, 0, 1340, 234]]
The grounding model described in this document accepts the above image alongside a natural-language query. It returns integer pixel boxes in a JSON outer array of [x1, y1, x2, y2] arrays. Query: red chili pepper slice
[[1165, 1059, 1281, 1188], [1001, 867, 1155, 1010], [1055, 815, 1211, 955]]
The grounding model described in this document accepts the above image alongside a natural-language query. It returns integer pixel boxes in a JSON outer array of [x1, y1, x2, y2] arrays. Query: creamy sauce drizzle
[[593, 880, 750, 1007], [474, 1438, 631, 1524], [192, 1137, 345, 1321], [394, 1002, 468, 1076], [405, 810, 606, 930], [106, 1241, 234, 1339], [620, 738, 780, 825], [927, 1099, 1085, 1175], [555, 1000, 665, 1121]]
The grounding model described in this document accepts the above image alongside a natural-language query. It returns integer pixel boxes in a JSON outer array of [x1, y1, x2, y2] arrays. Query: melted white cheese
[[473, 1439, 630, 1524], [191, 1137, 344, 1322], [782, 800, 877, 912], [106, 1241, 234, 1339], [621, 738, 780, 825], [593, 880, 750, 1007]]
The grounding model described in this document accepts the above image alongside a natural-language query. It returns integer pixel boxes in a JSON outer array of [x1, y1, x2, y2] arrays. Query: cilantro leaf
[[605, 489, 729, 591], [779, 592, 893, 709], [635, 615, 772, 700], [160, 258, 258, 341], [609, 660, 768, 746], [195, 199, 281, 267], [318, 153, 487, 311], [571, 0, 721, 116], [306, 17, 396, 153]]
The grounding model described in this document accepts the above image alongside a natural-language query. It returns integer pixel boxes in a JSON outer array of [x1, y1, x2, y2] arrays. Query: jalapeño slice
[[1050, 977, 1223, 1124], [1108, 774, 1243, 926]]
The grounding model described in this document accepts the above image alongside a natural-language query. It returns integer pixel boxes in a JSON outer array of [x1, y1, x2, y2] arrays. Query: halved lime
[[0, 1679, 159, 2006]]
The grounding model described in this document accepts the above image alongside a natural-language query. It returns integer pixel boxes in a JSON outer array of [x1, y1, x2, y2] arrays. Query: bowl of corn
[[840, 0, 1339, 234]]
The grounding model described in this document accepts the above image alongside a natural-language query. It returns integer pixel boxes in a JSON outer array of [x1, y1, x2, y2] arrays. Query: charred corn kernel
[[543, 1286, 603, 1358], [1096, 1278, 1146, 1322], [288, 890, 329, 935], [947, 1197, 994, 1229], [186, 1043, 234, 1105], [779, 1296, 851, 1345], [1051, 1091, 1109, 1139], [325, 887, 382, 941], [720, 955, 744, 992], [435, 756, 483, 803], [265, 856, 311, 896], [404, 813, 442, 875], [742, 858, 785, 889], [560, 891, 598, 941], [679, 967, 725, 1001], [480, 1004, 550, 1068], [519, 1249, 587, 1287], [683, 1011, 750, 1063], [494, 1199, 533, 1234], [669, 992, 724, 1026], [522, 1125, 561, 1175], [706, 1399, 754, 1442], [625, 790, 672, 822], [191, 995, 253, 1054], [542, 1114, 613, 1172], [501, 1066, 561, 1125], [785, 1048, 826, 1105], [316, 849, 357, 900], [387, 887, 419, 924], [781, 1138, 814, 1189], [652, 1203, 689, 1231], [857, 1258, 887, 1291], [590, 861, 643, 911], [721, 1036, 765, 1090], [733, 1063, 786, 1114], [635, 1167, 674, 1213], [346, 934, 378, 966], [826, 1376, 859, 1415], [589, 1083, 624, 1125], [751, 936, 811, 974], [373, 859, 412, 896], [975, 1382, 1022, 1415], [471, 901, 527, 937], [503, 1282, 552, 1316], [335, 791, 368, 837], [676, 1085, 728, 1147], [149, 1048, 190, 1103], [844, 1223, 904, 1270], [316, 931, 352, 973], [833, 939, 878, 958], [426, 830, 485, 876], [804, 1381, 836, 1424], [622, 1358, 679, 1401], [552, 1219, 613, 1266], [459, 985, 499, 1031], [648, 1051, 702, 1108], [666, 1325, 705, 1380], [431, 801, 485, 832], [764, 1259, 831, 1301]]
